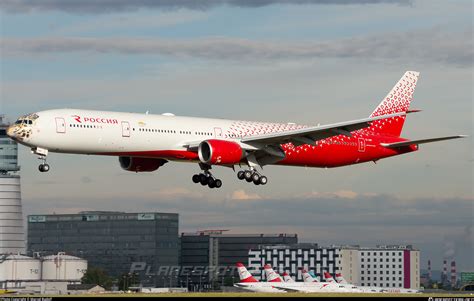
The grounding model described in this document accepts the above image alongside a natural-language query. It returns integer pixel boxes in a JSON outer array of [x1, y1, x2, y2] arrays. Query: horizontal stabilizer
[[381, 135, 467, 148]]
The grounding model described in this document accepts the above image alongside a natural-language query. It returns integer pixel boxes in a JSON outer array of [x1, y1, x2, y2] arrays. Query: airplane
[[323, 272, 336, 283], [335, 273, 348, 284], [308, 270, 321, 282], [233, 262, 286, 293], [263, 264, 283, 282], [7, 71, 466, 188], [234, 263, 359, 293], [302, 269, 320, 283], [282, 272, 295, 283]]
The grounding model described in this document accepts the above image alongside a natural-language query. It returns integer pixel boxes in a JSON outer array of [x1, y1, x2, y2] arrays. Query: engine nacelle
[[198, 139, 244, 165], [119, 156, 167, 172]]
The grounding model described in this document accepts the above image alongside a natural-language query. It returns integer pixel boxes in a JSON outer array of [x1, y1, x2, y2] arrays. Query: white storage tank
[[41, 252, 87, 281], [0, 254, 41, 281]]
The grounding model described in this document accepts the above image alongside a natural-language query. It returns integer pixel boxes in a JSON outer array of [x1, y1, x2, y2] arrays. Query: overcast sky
[[0, 0, 472, 271]]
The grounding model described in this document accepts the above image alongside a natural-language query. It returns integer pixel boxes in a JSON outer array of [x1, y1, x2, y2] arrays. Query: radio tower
[[0, 116, 25, 254]]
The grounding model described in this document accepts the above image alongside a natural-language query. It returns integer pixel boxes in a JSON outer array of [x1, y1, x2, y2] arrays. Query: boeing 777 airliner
[[7, 71, 465, 188]]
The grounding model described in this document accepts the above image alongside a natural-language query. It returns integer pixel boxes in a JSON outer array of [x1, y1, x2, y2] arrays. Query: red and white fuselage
[[6, 71, 465, 186]]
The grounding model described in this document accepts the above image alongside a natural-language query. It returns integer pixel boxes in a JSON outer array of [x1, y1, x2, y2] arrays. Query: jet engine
[[119, 156, 167, 172], [198, 139, 244, 165]]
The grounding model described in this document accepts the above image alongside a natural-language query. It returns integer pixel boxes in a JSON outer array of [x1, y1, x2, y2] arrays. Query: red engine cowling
[[198, 139, 244, 165], [119, 156, 167, 172]]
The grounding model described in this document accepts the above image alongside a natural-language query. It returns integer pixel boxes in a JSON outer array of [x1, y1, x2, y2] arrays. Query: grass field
[[8, 292, 474, 298]]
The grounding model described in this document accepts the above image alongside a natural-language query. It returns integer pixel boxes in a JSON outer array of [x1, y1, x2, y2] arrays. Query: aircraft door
[[122, 121, 131, 137], [358, 137, 366, 152], [214, 127, 222, 138], [55, 117, 66, 133]]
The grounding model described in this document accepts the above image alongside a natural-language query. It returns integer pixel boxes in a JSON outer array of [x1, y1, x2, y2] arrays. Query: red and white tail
[[282, 272, 295, 283], [302, 269, 318, 283], [368, 71, 420, 137], [335, 273, 348, 284], [236, 262, 258, 283], [264, 264, 283, 282], [323, 272, 336, 283]]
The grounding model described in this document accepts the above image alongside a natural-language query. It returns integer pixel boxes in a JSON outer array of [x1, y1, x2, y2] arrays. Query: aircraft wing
[[380, 135, 467, 149], [241, 112, 407, 148], [270, 285, 310, 293]]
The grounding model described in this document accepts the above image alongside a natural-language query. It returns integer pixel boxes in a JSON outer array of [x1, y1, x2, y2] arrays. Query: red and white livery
[[7, 71, 465, 188]]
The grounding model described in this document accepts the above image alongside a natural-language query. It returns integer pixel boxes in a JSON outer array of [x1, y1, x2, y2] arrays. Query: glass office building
[[180, 230, 297, 290], [27, 211, 179, 285]]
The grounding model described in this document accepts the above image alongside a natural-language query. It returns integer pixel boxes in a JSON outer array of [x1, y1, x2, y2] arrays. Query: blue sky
[[0, 0, 472, 271]]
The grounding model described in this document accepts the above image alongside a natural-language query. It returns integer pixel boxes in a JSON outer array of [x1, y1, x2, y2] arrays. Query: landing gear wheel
[[199, 174, 209, 186], [192, 174, 200, 183], [237, 171, 245, 180], [214, 179, 222, 188], [244, 170, 253, 182], [251, 173, 260, 183], [39, 164, 50, 172], [259, 176, 268, 185], [208, 178, 216, 188], [253, 179, 261, 185]]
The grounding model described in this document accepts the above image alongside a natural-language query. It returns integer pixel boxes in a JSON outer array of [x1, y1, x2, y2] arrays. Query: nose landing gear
[[32, 147, 50, 173]]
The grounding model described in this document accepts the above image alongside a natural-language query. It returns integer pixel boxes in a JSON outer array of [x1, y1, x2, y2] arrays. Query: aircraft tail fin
[[368, 71, 420, 137], [282, 272, 295, 283], [324, 272, 336, 283], [264, 264, 283, 282], [236, 262, 259, 283], [335, 273, 348, 284]]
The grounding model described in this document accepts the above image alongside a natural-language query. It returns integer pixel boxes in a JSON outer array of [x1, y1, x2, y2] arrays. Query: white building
[[340, 245, 420, 289], [248, 244, 339, 281], [248, 244, 420, 289], [0, 116, 25, 254]]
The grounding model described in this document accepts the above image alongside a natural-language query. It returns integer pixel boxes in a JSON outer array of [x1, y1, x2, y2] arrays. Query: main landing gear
[[237, 169, 267, 185], [192, 163, 222, 189]]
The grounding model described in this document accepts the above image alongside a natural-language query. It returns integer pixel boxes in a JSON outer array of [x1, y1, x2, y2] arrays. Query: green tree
[[81, 267, 113, 290]]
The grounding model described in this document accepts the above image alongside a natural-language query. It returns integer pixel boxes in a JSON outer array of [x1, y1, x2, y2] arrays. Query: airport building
[[248, 244, 339, 281], [27, 211, 179, 285], [0, 116, 25, 254], [248, 244, 420, 289], [180, 230, 298, 289]]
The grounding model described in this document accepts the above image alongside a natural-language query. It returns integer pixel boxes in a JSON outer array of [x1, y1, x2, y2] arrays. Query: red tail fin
[[368, 71, 420, 137]]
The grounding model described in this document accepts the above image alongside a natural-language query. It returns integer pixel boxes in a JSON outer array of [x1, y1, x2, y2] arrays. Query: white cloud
[[230, 189, 262, 201], [2, 28, 471, 66], [0, 0, 411, 14]]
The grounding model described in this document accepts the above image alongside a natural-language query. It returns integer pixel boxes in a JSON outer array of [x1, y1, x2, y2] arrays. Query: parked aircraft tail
[[264, 264, 283, 282], [236, 262, 258, 283]]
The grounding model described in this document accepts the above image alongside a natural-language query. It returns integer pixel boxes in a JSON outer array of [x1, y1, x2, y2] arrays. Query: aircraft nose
[[6, 125, 16, 138]]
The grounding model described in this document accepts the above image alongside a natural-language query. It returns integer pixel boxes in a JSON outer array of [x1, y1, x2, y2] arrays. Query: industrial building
[[0, 116, 24, 254], [0, 252, 87, 292], [180, 230, 298, 290], [248, 244, 420, 289], [27, 211, 179, 286]]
